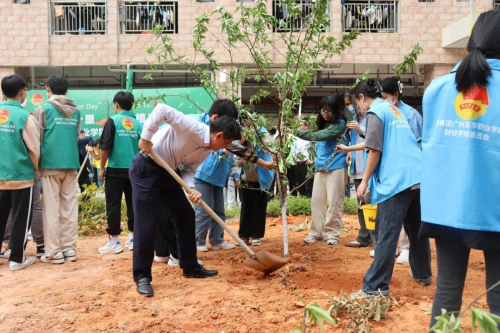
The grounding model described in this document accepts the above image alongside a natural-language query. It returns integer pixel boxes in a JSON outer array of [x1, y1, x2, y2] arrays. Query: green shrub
[[225, 205, 241, 219], [266, 198, 281, 217], [343, 197, 358, 215], [261, 196, 357, 217]]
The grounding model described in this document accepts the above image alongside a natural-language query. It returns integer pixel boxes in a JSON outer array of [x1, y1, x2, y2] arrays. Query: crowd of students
[[1, 11, 499, 329]]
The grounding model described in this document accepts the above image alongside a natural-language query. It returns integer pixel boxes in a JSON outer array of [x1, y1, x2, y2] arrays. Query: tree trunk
[[281, 195, 289, 257]]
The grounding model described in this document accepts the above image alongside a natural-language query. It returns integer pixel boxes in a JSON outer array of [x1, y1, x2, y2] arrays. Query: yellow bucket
[[361, 205, 378, 230]]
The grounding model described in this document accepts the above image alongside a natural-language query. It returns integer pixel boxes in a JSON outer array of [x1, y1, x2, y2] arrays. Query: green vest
[[108, 111, 142, 169], [0, 101, 35, 181], [40, 102, 80, 170]]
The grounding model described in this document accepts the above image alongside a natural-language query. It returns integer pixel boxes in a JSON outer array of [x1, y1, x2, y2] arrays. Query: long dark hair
[[316, 95, 345, 130], [381, 76, 403, 101], [352, 79, 383, 100], [455, 11, 500, 92]]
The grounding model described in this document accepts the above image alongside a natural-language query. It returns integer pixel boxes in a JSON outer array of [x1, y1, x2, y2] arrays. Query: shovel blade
[[243, 250, 288, 275]]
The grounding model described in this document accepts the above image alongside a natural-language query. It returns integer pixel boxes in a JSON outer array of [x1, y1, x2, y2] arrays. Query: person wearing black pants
[[238, 182, 268, 243], [132, 103, 241, 296], [97, 92, 142, 254], [0, 74, 40, 271], [429, 236, 500, 327], [130, 154, 200, 281], [0, 188, 34, 266]]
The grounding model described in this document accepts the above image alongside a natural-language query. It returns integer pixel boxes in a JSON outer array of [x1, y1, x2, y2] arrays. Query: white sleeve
[[142, 104, 206, 145], [180, 168, 195, 188]]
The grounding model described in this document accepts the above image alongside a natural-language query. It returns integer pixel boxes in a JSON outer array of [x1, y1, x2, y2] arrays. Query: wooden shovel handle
[[149, 150, 257, 257], [77, 153, 89, 179]]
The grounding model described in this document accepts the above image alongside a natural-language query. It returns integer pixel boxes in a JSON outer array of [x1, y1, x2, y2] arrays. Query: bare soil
[[0, 215, 488, 333]]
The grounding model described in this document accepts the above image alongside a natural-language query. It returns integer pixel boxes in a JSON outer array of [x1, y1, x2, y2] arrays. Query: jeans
[[362, 189, 432, 295], [430, 237, 500, 328], [353, 179, 374, 246], [195, 179, 225, 247]]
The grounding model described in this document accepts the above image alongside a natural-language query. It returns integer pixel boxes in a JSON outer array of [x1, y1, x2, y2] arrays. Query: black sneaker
[[36, 244, 45, 258], [183, 265, 219, 278], [0, 245, 11, 259]]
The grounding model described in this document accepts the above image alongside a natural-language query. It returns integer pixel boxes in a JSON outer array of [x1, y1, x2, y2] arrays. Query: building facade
[[0, 0, 497, 112]]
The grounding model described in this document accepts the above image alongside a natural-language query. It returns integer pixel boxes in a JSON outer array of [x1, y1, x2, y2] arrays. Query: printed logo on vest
[[389, 105, 403, 120], [454, 85, 489, 121], [122, 118, 134, 130], [0, 109, 9, 124], [31, 93, 44, 106]]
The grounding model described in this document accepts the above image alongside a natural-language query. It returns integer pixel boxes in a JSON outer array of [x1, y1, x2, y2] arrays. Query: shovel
[[149, 150, 287, 275], [77, 153, 89, 179]]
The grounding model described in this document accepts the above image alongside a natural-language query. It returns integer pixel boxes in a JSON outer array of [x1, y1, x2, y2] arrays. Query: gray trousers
[[3, 173, 44, 245]]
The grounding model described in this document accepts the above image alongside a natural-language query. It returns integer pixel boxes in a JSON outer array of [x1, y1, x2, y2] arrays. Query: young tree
[[146, 0, 360, 257]]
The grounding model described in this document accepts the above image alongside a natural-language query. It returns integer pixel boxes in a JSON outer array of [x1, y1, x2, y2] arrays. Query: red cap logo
[[0, 109, 9, 124], [454, 85, 489, 120]]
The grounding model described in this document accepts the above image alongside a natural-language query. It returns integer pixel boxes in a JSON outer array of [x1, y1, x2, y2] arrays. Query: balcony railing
[[342, 2, 399, 33], [119, 1, 178, 34], [50, 1, 107, 35], [273, 1, 330, 33]]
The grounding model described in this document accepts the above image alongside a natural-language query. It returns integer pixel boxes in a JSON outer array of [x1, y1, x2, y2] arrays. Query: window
[[457, 0, 470, 2], [50, 1, 107, 35], [120, 1, 178, 34], [13, 0, 30, 3], [418, 0, 435, 2], [342, 1, 399, 33], [495, 0, 500, 10], [273, 0, 330, 33]]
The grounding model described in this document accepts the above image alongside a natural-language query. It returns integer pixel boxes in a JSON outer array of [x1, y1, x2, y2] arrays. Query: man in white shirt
[[130, 103, 241, 297]]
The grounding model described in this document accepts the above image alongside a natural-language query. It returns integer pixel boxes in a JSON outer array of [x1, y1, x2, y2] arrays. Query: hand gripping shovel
[[149, 150, 287, 275]]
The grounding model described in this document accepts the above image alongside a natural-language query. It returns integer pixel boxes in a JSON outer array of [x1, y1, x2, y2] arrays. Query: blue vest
[[194, 112, 235, 188], [195, 150, 234, 188], [367, 99, 421, 205], [421, 59, 500, 232], [315, 120, 348, 171], [254, 127, 275, 190]]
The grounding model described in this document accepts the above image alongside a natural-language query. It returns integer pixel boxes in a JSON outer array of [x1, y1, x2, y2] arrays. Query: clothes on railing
[[343, 3, 395, 32], [120, 2, 176, 33], [52, 3, 106, 35], [274, 0, 321, 32]]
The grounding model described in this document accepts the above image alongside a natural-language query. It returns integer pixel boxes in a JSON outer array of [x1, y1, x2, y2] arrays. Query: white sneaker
[[63, 249, 77, 262], [125, 235, 133, 250], [167, 255, 180, 267], [98, 241, 123, 254], [154, 255, 169, 263], [9, 256, 36, 271], [251, 239, 262, 246], [211, 241, 235, 250], [303, 236, 318, 244], [369, 249, 399, 258], [167, 255, 203, 267], [197, 245, 208, 252], [40, 252, 65, 264], [326, 238, 338, 246], [0, 246, 11, 259], [396, 249, 410, 265]]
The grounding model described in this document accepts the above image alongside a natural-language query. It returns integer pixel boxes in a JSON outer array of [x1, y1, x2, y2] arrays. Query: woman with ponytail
[[349, 79, 432, 298], [421, 11, 500, 329]]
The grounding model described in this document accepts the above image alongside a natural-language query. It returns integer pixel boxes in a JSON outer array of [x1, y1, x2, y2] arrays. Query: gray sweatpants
[[3, 173, 44, 245]]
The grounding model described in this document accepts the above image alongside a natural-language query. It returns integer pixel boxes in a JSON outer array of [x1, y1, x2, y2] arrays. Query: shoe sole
[[183, 272, 219, 278], [197, 248, 209, 252], [251, 243, 261, 247], [41, 258, 65, 264], [126, 246, 133, 251], [98, 248, 124, 254], [9, 258, 36, 271], [64, 256, 77, 262]]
